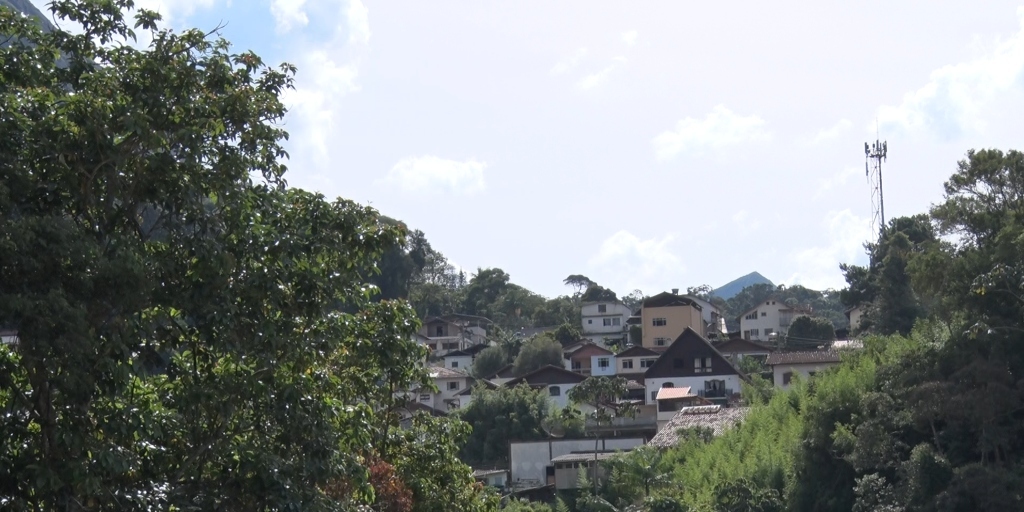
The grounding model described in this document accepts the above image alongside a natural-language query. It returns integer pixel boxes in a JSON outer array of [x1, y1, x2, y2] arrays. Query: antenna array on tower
[[864, 139, 887, 237]]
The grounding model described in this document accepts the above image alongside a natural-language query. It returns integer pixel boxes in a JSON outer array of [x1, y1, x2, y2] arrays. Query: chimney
[[671, 288, 679, 295]]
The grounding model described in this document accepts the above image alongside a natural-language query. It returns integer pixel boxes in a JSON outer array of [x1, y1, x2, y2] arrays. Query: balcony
[[697, 388, 734, 399], [584, 415, 657, 433]]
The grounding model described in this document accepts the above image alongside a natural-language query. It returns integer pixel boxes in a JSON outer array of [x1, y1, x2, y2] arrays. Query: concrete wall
[[590, 354, 615, 376], [581, 302, 632, 340], [510, 438, 646, 485], [739, 300, 809, 341], [772, 362, 838, 389], [642, 304, 703, 348], [444, 354, 473, 372]]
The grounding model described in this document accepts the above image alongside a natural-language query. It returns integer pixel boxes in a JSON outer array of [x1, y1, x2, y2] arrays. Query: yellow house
[[628, 292, 705, 350]]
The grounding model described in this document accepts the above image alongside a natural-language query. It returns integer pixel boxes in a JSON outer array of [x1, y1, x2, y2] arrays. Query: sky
[[34, 0, 1024, 298]]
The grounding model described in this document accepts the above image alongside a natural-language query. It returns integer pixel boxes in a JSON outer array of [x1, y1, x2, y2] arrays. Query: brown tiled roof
[[655, 387, 693, 400], [766, 350, 842, 366], [615, 345, 660, 358], [714, 338, 772, 353], [649, 406, 750, 447], [642, 292, 703, 310], [503, 365, 587, 387]]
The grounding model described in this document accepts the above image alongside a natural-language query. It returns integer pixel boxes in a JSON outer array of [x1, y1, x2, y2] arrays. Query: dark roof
[[616, 345, 660, 358], [504, 365, 587, 387], [456, 379, 497, 395], [483, 364, 515, 379], [644, 328, 746, 380], [566, 343, 614, 359], [649, 406, 749, 447], [766, 350, 842, 366], [714, 338, 772, 354], [445, 350, 472, 357], [642, 292, 703, 310], [400, 400, 448, 417], [462, 343, 491, 356]]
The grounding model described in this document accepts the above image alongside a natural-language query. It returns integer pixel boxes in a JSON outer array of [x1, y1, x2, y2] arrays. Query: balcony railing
[[584, 416, 657, 431], [697, 388, 734, 399]]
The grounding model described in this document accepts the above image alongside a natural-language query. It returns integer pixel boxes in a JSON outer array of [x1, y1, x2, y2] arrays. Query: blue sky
[[37, 0, 1024, 298]]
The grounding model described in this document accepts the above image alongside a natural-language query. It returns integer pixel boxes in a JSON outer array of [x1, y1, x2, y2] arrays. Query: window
[[450, 361, 459, 368], [694, 357, 713, 373], [782, 372, 793, 385], [419, 394, 431, 402], [744, 311, 758, 320], [588, 319, 593, 324], [622, 359, 634, 369], [435, 326, 444, 336], [443, 342, 459, 350], [549, 386, 561, 396], [764, 329, 774, 337], [743, 330, 750, 340], [572, 361, 582, 370], [612, 318, 621, 326], [447, 381, 459, 391], [652, 318, 667, 326], [603, 318, 612, 326], [427, 343, 437, 350], [673, 358, 684, 369], [662, 382, 674, 387], [651, 391, 658, 401], [749, 328, 760, 336], [640, 358, 656, 368], [598, 357, 610, 368], [598, 304, 607, 313], [655, 337, 669, 346], [761, 312, 767, 317]]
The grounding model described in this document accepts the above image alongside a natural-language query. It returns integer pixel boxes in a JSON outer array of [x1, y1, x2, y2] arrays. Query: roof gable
[[642, 292, 703, 310], [505, 365, 587, 387], [568, 343, 614, 359], [615, 345, 660, 358], [714, 338, 772, 354], [644, 328, 745, 379]]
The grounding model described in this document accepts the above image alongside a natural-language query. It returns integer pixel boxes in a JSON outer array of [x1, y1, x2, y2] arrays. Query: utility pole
[[865, 137, 887, 237]]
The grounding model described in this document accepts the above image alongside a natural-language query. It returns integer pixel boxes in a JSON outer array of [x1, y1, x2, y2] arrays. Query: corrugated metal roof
[[550, 451, 626, 463], [655, 387, 694, 400]]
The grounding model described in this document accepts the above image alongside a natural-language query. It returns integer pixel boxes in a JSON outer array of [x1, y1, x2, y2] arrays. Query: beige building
[[628, 292, 705, 350]]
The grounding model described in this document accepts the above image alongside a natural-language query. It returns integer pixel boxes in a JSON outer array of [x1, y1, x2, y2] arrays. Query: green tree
[[455, 384, 553, 467], [784, 316, 836, 349], [0, 2, 488, 509], [603, 446, 669, 505], [513, 335, 564, 377], [581, 284, 618, 303], [472, 345, 509, 379], [568, 377, 637, 496], [552, 322, 583, 346]]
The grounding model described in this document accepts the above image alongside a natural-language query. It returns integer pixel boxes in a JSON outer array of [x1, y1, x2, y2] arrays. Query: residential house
[[654, 386, 711, 430], [503, 365, 587, 409], [615, 345, 661, 379], [648, 405, 750, 448], [580, 301, 631, 345], [482, 364, 516, 386], [443, 350, 474, 372], [737, 298, 810, 342], [473, 469, 509, 490], [766, 350, 842, 389], [564, 342, 615, 377], [643, 328, 746, 406], [418, 315, 491, 355], [846, 304, 866, 332], [396, 400, 447, 429], [412, 366, 476, 412], [682, 292, 727, 338], [627, 292, 705, 350], [551, 452, 623, 490], [714, 338, 772, 364], [509, 438, 646, 489]]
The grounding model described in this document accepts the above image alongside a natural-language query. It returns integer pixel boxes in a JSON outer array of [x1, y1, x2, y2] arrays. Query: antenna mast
[[864, 136, 887, 237]]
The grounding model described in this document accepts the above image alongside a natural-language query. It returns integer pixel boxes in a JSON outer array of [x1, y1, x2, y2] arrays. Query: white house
[[443, 350, 474, 373], [418, 315, 491, 356], [713, 338, 772, 364], [503, 365, 587, 409], [580, 301, 631, 345], [737, 298, 810, 342], [413, 366, 476, 412], [681, 293, 727, 338], [642, 328, 745, 406], [846, 305, 866, 332], [509, 437, 646, 489], [615, 345, 661, 378], [563, 342, 615, 377], [766, 350, 842, 389]]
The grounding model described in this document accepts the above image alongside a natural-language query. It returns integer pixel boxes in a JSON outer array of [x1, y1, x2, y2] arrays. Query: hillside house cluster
[[404, 291, 852, 492]]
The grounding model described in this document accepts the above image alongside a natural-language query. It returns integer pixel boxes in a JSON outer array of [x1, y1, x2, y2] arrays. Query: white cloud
[[814, 166, 861, 200], [385, 156, 488, 195], [732, 209, 762, 233], [551, 47, 588, 75], [282, 51, 360, 155], [135, 0, 216, 24], [785, 209, 872, 290], [621, 30, 638, 46], [877, 7, 1024, 138], [271, 0, 308, 33], [347, 0, 371, 45], [588, 230, 683, 293], [812, 118, 851, 144], [577, 64, 616, 90], [652, 105, 770, 160]]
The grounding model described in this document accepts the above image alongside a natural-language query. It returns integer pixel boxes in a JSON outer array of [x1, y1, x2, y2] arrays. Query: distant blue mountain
[[712, 271, 774, 300], [1, 0, 56, 32]]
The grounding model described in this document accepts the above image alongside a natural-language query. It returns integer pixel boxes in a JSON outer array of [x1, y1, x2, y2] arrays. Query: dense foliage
[[455, 384, 559, 467], [0, 2, 493, 510]]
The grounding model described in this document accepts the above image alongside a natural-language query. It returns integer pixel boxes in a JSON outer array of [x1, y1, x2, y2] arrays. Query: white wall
[[644, 375, 743, 405], [772, 362, 838, 389], [510, 438, 646, 485], [590, 355, 615, 376], [581, 302, 631, 341], [444, 354, 473, 372], [545, 383, 578, 409], [739, 300, 808, 341]]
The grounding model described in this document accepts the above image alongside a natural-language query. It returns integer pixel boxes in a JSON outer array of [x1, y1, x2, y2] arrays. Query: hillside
[[1, 0, 56, 32], [712, 271, 774, 300]]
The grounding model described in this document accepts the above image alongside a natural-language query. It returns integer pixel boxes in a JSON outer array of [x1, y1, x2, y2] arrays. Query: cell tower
[[864, 137, 887, 237]]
